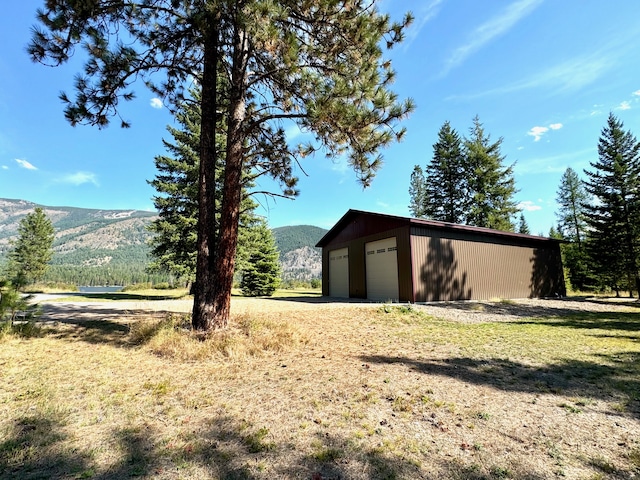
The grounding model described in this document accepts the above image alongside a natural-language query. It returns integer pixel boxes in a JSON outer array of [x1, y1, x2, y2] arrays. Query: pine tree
[[408, 165, 426, 218], [147, 91, 201, 286], [240, 220, 281, 297], [555, 167, 590, 290], [423, 121, 467, 223], [517, 213, 530, 234], [8, 207, 55, 288], [583, 113, 640, 296], [464, 116, 518, 231], [147, 88, 260, 287], [29, 1, 414, 330]]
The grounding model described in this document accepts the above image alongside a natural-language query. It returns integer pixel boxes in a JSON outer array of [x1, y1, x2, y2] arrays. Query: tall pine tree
[[30, 1, 414, 330], [148, 88, 262, 288], [240, 220, 281, 297], [8, 207, 55, 288], [408, 117, 518, 231], [423, 121, 467, 223], [517, 213, 530, 234], [408, 165, 426, 218], [583, 113, 640, 296], [556, 167, 590, 290], [464, 116, 518, 231]]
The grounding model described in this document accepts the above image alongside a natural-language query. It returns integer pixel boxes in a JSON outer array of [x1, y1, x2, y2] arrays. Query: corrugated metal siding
[[321, 212, 565, 302], [321, 226, 412, 301], [323, 213, 407, 246], [411, 228, 565, 301]]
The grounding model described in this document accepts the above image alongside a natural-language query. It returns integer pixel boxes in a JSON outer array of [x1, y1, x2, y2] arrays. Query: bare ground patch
[[1, 296, 639, 479]]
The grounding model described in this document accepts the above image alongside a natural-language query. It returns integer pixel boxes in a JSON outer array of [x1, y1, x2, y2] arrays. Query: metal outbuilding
[[316, 210, 566, 302]]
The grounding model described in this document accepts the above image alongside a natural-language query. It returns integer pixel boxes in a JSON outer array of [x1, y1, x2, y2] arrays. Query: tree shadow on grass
[[421, 297, 640, 321], [507, 312, 640, 333], [92, 426, 160, 479], [360, 352, 640, 417], [35, 303, 173, 346], [0, 409, 561, 479], [0, 413, 90, 480]]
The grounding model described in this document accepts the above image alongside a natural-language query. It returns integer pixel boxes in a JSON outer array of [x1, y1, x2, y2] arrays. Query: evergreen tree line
[[409, 116, 523, 233], [42, 265, 169, 287], [555, 113, 640, 296]]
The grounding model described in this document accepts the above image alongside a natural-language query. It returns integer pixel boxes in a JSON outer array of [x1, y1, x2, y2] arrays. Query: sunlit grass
[[1, 297, 639, 479]]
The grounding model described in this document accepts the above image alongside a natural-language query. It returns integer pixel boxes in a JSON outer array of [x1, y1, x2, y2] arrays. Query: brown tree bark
[[192, 20, 220, 331], [193, 15, 249, 331]]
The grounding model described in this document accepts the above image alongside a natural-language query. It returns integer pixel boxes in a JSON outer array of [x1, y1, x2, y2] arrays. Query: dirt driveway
[[33, 294, 639, 325]]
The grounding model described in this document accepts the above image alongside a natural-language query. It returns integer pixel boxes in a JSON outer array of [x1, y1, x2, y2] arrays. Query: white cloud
[[57, 171, 99, 186], [1, 165, 8, 170], [150, 98, 164, 109], [15, 159, 37, 170], [527, 122, 563, 141], [442, 0, 543, 75], [518, 200, 542, 212], [616, 101, 631, 110], [633, 90, 640, 97], [527, 126, 548, 142]]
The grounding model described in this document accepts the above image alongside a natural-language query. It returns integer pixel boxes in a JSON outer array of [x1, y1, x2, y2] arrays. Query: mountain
[[273, 225, 327, 281], [0, 198, 160, 285], [1, 199, 327, 285]]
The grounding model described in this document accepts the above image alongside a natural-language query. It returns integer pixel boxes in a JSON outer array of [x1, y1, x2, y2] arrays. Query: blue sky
[[1, 1, 639, 236]]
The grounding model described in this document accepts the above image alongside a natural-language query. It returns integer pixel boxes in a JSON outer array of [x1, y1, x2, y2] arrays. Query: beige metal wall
[[410, 229, 565, 301]]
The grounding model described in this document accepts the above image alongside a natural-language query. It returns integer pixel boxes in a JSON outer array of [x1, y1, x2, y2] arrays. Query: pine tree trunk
[[193, 17, 249, 331], [207, 23, 249, 328], [193, 21, 220, 331]]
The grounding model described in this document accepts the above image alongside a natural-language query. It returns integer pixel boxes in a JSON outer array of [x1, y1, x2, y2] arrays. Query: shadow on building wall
[[420, 236, 472, 301], [529, 247, 565, 298]]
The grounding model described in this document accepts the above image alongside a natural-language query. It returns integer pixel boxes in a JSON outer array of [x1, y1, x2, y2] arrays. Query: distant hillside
[[1, 199, 327, 285], [273, 225, 327, 281], [0, 198, 160, 285], [272, 225, 327, 255]]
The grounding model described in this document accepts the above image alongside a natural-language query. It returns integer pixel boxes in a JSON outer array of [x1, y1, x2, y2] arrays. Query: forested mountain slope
[[1, 199, 327, 284], [0, 198, 159, 285], [273, 225, 327, 281]]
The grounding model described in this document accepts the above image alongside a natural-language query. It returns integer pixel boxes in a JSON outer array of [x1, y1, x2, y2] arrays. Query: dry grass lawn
[[1, 294, 639, 479]]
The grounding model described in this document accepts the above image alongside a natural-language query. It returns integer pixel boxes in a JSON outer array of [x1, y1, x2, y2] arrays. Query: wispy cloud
[[633, 90, 640, 97], [518, 200, 542, 212], [527, 122, 563, 141], [449, 49, 617, 101], [1, 165, 8, 170], [441, 0, 543, 75], [616, 101, 631, 110], [15, 158, 37, 170], [56, 171, 99, 186], [403, 0, 444, 50], [150, 98, 163, 109], [515, 147, 594, 175]]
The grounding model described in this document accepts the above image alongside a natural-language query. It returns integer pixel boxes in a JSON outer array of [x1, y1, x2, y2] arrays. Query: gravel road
[[32, 294, 639, 324]]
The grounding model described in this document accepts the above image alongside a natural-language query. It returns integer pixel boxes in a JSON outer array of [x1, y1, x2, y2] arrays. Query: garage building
[[316, 210, 565, 302]]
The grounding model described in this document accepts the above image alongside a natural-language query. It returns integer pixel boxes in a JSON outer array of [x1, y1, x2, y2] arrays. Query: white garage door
[[329, 247, 349, 298], [365, 237, 399, 301]]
